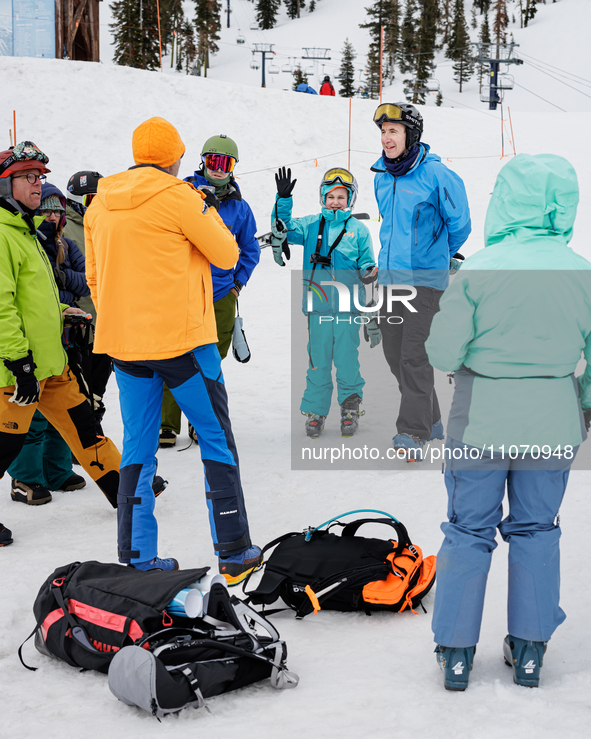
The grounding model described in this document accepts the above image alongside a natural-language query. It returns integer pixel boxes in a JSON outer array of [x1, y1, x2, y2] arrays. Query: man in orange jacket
[[85, 118, 262, 583]]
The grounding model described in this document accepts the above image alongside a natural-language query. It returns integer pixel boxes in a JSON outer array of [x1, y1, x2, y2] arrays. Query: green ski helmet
[[201, 134, 239, 162]]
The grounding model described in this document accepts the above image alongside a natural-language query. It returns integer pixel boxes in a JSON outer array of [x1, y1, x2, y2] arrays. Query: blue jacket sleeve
[[273, 196, 306, 246], [233, 203, 261, 288], [355, 223, 376, 271], [60, 237, 90, 302], [438, 168, 472, 256]]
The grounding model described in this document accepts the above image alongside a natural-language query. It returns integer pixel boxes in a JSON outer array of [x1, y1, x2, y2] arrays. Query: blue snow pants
[[300, 314, 365, 416], [113, 344, 252, 565], [432, 438, 576, 647]]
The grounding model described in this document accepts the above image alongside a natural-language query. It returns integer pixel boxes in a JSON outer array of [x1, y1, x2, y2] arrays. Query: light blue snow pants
[[300, 314, 365, 415], [432, 438, 577, 647]]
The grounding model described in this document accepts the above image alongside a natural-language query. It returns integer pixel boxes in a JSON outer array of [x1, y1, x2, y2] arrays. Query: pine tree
[[436, 88, 443, 106], [181, 20, 198, 74], [257, 0, 281, 29], [412, 0, 438, 104], [360, 0, 400, 81], [477, 10, 491, 92], [337, 38, 356, 97], [492, 0, 508, 43], [285, 0, 306, 19], [366, 41, 382, 99], [194, 0, 221, 77], [292, 64, 308, 89], [447, 0, 473, 92], [111, 0, 161, 70], [522, 0, 537, 27], [474, 0, 491, 12], [399, 0, 418, 76], [437, 0, 453, 48], [309, 0, 316, 10], [471, 5, 478, 28]]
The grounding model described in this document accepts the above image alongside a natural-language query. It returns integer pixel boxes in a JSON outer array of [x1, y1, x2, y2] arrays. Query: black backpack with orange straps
[[245, 510, 437, 619]]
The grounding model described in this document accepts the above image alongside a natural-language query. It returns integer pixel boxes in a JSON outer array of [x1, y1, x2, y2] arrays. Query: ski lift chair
[[236, 31, 246, 45], [268, 63, 280, 74], [426, 78, 440, 92], [250, 54, 260, 70], [305, 64, 315, 76], [250, 22, 260, 31], [497, 73, 514, 90], [480, 89, 499, 104], [282, 58, 294, 73]]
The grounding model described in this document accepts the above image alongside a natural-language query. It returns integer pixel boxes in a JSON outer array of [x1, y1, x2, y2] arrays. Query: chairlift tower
[[473, 41, 523, 111], [302, 48, 331, 83], [253, 43, 276, 88]]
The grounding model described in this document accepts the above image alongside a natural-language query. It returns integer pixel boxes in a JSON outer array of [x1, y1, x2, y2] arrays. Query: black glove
[[275, 167, 297, 198], [53, 265, 67, 290], [359, 266, 378, 285], [584, 409, 591, 432], [197, 186, 221, 212], [3, 351, 40, 406]]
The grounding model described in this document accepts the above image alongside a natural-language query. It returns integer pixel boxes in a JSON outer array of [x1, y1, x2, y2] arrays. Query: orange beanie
[[132, 117, 185, 168]]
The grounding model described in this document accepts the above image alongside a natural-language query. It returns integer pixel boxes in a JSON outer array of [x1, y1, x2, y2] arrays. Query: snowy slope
[[1, 2, 591, 737]]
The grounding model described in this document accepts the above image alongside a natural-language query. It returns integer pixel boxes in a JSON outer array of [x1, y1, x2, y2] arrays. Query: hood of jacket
[[484, 153, 579, 247], [96, 165, 192, 211], [186, 171, 242, 202]]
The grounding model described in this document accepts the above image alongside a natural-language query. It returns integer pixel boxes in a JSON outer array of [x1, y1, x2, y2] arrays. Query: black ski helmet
[[373, 102, 424, 149], [67, 170, 103, 203], [323, 75, 330, 83]]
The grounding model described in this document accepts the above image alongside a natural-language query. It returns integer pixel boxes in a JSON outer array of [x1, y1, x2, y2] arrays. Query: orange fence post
[[508, 106, 516, 155], [379, 25, 384, 104]]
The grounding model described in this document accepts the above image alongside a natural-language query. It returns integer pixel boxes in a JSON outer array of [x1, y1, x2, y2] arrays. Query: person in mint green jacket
[[425, 154, 591, 691], [272, 166, 377, 438]]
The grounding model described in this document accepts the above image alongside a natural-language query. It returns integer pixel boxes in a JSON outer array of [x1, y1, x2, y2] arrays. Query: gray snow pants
[[379, 285, 443, 440]]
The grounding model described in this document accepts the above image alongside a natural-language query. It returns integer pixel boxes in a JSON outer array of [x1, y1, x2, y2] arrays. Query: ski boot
[[303, 412, 326, 439], [219, 545, 264, 586], [130, 557, 179, 571], [392, 433, 425, 462], [340, 393, 364, 437], [503, 635, 547, 687], [435, 644, 476, 691]]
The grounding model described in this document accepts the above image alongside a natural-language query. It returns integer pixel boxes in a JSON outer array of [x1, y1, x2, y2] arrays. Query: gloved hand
[[584, 409, 591, 432], [197, 185, 221, 212], [3, 351, 40, 406], [360, 266, 378, 284], [53, 265, 67, 290], [450, 251, 465, 275], [271, 218, 291, 266], [275, 167, 297, 198], [363, 317, 382, 349]]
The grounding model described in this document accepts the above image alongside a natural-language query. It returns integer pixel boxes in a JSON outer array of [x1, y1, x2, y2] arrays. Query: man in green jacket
[[425, 154, 591, 691], [0, 143, 121, 546]]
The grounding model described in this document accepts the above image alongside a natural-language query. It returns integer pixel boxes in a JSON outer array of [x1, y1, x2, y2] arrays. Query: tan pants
[[0, 366, 120, 506]]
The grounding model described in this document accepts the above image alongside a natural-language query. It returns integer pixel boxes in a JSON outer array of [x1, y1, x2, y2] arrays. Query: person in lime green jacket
[[425, 154, 591, 691], [0, 142, 121, 546]]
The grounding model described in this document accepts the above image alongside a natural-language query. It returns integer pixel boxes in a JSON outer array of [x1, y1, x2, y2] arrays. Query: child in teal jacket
[[271, 167, 377, 438]]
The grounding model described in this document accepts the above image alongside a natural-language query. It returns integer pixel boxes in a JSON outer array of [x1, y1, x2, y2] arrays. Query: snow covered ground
[[1, 0, 591, 736]]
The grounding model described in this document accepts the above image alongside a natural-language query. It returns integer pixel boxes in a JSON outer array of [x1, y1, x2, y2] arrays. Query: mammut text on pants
[[113, 344, 252, 564]]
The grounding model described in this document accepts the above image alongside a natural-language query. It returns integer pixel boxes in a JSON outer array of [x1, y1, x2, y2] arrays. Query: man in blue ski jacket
[[371, 103, 471, 460], [159, 134, 260, 448]]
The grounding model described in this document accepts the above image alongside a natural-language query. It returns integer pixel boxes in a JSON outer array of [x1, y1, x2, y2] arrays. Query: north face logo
[[2, 421, 18, 430]]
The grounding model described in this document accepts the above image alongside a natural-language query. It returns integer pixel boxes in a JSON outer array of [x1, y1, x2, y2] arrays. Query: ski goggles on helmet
[[373, 103, 422, 130], [322, 167, 355, 187], [0, 141, 50, 178], [202, 153, 236, 174]]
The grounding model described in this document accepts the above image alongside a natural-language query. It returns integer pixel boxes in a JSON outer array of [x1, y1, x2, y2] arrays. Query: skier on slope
[[371, 102, 471, 461], [159, 135, 260, 448], [426, 154, 591, 690], [319, 75, 336, 96], [270, 166, 377, 438]]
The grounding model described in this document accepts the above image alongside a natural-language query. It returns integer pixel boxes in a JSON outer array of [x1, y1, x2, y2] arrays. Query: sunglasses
[[13, 173, 47, 184], [202, 153, 236, 174], [40, 209, 63, 217]]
